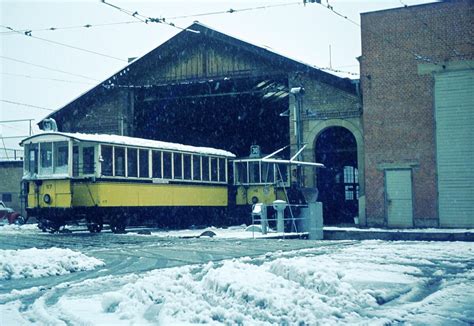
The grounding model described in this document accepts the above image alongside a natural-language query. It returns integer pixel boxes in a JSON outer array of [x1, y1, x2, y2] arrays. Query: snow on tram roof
[[21, 132, 236, 158]]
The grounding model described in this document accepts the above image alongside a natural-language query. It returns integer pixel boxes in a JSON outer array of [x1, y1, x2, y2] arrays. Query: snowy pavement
[[0, 224, 473, 325]]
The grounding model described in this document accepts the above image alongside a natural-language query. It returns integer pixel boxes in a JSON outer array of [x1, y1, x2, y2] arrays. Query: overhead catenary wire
[[0, 55, 100, 81], [317, 1, 442, 66], [398, 0, 467, 60], [2, 72, 97, 85], [1, 25, 127, 62], [0, 2, 302, 37], [166, 1, 303, 20], [0, 99, 55, 112], [0, 20, 141, 35], [101, 0, 200, 33]]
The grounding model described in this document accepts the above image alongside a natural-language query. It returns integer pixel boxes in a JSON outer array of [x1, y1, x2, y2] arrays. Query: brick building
[[0, 160, 24, 215], [360, 0, 473, 227]]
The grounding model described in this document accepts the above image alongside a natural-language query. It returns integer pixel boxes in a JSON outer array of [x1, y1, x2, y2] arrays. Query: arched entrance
[[316, 127, 359, 225]]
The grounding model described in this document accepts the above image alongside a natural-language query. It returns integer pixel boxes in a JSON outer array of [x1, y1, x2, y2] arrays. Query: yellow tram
[[21, 132, 320, 233], [21, 132, 234, 232]]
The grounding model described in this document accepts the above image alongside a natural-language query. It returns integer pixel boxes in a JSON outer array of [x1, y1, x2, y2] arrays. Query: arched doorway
[[316, 127, 359, 225]]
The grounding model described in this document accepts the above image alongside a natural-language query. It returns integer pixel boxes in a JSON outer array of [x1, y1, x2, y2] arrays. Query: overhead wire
[[1, 72, 96, 85], [318, 1, 442, 66], [100, 0, 200, 33], [398, 0, 468, 60], [166, 2, 303, 20], [1, 25, 127, 62], [0, 55, 100, 81], [0, 20, 141, 35], [0, 99, 55, 112]]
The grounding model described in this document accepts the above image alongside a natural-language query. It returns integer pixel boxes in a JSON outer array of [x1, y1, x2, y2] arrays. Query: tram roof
[[20, 132, 236, 158]]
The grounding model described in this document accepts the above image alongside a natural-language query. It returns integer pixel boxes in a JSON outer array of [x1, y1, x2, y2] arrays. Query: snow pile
[[0, 247, 104, 280], [0, 223, 39, 233], [3, 241, 473, 325]]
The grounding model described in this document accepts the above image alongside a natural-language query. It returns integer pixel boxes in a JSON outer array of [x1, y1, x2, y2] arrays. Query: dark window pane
[[174, 153, 182, 179], [139, 149, 149, 178], [249, 162, 260, 183], [73, 146, 79, 177], [2, 193, 12, 202], [183, 154, 191, 180], [40, 143, 52, 170], [152, 151, 162, 178], [127, 148, 138, 177], [202, 157, 209, 181], [55, 142, 68, 173], [101, 146, 113, 176], [218, 158, 226, 182], [261, 162, 274, 183], [83, 147, 95, 174], [192, 155, 201, 180], [235, 162, 247, 184], [28, 144, 38, 174], [114, 147, 125, 176], [211, 157, 218, 182], [163, 152, 172, 179]]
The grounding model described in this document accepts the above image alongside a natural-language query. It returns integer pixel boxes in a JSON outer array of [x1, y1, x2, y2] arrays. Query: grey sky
[[0, 0, 433, 151]]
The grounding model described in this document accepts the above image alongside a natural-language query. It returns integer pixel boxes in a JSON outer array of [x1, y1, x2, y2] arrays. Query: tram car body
[[21, 132, 235, 233]]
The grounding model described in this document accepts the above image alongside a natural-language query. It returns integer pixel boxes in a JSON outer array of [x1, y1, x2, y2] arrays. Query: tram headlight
[[43, 194, 52, 204]]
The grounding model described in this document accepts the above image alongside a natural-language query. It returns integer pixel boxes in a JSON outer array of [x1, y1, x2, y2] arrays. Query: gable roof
[[43, 22, 357, 124]]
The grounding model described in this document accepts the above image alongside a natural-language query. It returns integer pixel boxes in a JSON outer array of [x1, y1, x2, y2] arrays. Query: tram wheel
[[87, 222, 103, 233], [110, 223, 126, 234]]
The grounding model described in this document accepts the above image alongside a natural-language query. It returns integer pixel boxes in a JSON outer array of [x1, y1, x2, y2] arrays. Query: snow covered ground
[[1, 239, 473, 325], [0, 247, 104, 280]]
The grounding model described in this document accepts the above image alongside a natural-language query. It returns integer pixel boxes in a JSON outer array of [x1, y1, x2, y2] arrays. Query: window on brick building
[[2, 193, 12, 202]]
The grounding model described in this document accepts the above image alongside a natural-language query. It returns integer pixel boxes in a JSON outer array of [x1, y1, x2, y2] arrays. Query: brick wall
[[0, 161, 24, 215], [360, 0, 473, 226]]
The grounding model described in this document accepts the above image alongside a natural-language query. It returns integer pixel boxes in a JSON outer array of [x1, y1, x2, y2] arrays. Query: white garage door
[[386, 169, 413, 228], [435, 69, 474, 228]]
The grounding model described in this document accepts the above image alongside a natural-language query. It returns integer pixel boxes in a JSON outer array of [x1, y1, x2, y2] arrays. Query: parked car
[[0, 201, 25, 225]]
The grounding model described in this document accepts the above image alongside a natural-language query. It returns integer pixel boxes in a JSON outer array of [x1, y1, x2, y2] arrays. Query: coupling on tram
[[20, 131, 320, 233]]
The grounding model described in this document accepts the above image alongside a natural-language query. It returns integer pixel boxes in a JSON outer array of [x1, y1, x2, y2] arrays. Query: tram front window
[[25, 144, 38, 175], [54, 142, 69, 174], [40, 142, 53, 175]]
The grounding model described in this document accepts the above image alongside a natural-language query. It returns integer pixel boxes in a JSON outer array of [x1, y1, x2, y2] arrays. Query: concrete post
[[273, 200, 287, 233]]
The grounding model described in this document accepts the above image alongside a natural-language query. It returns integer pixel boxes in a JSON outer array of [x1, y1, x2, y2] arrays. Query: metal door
[[435, 69, 474, 227], [385, 169, 413, 227]]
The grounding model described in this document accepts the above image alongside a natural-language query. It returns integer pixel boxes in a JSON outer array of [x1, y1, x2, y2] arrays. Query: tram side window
[[114, 147, 125, 177], [183, 154, 192, 180], [73, 146, 79, 177], [54, 142, 69, 174], [192, 155, 201, 180], [127, 148, 138, 177], [218, 158, 226, 182], [235, 162, 248, 184], [210, 157, 218, 182], [40, 142, 53, 174], [139, 149, 149, 178], [83, 147, 95, 174], [152, 151, 162, 178], [101, 146, 113, 176], [249, 161, 260, 183], [174, 153, 182, 179], [27, 144, 38, 174], [261, 162, 275, 183], [277, 164, 289, 184], [202, 156, 210, 181], [163, 152, 172, 179]]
